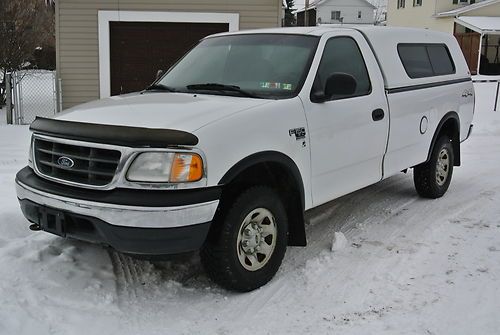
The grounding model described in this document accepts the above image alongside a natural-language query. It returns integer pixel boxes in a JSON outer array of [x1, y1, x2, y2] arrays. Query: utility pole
[[304, 0, 310, 26]]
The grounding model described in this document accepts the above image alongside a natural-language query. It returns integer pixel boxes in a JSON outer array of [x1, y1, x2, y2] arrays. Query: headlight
[[126, 152, 204, 183]]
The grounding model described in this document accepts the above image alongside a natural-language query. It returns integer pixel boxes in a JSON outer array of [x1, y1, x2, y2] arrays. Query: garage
[[109, 21, 229, 95], [55, 0, 283, 109]]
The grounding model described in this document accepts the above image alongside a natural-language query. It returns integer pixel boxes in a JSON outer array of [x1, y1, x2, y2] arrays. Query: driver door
[[304, 31, 390, 207]]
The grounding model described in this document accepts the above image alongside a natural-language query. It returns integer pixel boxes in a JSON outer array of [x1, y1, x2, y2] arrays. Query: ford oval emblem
[[57, 156, 74, 169]]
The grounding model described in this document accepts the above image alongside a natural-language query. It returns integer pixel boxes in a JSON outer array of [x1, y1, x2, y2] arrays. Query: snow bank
[[331, 232, 348, 252]]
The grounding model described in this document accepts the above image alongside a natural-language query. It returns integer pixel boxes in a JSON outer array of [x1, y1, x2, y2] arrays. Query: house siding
[[387, 0, 454, 34], [316, 0, 375, 24], [387, 0, 500, 34], [56, 0, 282, 109], [465, 2, 500, 16]]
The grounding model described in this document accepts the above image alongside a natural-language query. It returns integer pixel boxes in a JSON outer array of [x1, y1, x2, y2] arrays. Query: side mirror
[[312, 72, 357, 103], [155, 69, 165, 80], [325, 72, 357, 99]]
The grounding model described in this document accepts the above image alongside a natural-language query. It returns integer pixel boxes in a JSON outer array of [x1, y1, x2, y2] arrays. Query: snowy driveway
[[1, 84, 500, 335]]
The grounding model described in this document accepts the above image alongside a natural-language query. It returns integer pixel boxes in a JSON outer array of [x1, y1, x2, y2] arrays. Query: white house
[[296, 0, 376, 26]]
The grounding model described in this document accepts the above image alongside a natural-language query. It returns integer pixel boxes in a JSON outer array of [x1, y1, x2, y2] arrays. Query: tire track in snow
[[108, 250, 140, 303], [235, 175, 421, 318], [282, 174, 418, 272], [301, 167, 500, 308]]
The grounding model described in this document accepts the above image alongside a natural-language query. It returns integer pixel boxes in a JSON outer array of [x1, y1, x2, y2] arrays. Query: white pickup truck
[[16, 26, 474, 291]]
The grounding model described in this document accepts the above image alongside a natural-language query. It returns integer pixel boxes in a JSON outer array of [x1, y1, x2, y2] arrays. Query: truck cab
[[16, 26, 474, 292]]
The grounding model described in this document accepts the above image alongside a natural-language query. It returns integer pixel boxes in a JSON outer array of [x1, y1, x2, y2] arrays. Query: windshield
[[157, 34, 319, 99]]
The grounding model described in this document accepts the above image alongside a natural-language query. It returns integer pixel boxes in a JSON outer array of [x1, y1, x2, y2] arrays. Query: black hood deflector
[[30, 117, 199, 148]]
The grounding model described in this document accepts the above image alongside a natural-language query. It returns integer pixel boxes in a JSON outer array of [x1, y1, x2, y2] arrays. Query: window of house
[[398, 44, 456, 78], [313, 37, 371, 100], [413, 0, 422, 6], [397, 0, 406, 9], [331, 11, 341, 21], [358, 11, 362, 19]]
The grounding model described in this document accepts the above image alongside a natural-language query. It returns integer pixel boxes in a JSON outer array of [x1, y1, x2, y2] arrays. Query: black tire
[[201, 186, 288, 292], [414, 135, 454, 199]]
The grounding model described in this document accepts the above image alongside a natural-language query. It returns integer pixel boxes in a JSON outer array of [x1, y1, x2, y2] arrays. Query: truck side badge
[[289, 127, 306, 140]]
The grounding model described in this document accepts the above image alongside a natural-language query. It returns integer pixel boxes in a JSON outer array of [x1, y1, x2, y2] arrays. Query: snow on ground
[[1, 83, 500, 335], [0, 107, 5, 125]]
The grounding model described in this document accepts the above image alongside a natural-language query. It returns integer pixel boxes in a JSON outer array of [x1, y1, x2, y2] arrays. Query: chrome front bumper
[[16, 180, 219, 229]]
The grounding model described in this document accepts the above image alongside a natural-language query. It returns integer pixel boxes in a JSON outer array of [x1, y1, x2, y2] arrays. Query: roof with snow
[[435, 0, 500, 17], [294, 0, 376, 14], [455, 16, 500, 34]]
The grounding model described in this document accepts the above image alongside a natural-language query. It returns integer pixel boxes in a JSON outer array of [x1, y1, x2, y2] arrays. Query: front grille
[[34, 138, 121, 187]]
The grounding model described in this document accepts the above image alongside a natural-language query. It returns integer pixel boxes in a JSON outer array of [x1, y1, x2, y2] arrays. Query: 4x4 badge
[[289, 127, 306, 140]]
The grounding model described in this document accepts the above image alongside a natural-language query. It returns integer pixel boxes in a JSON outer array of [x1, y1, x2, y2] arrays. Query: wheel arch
[[427, 112, 461, 166], [216, 151, 307, 247]]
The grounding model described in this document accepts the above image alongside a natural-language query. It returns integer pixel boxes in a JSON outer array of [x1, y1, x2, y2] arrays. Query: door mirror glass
[[311, 73, 358, 103], [325, 72, 357, 99]]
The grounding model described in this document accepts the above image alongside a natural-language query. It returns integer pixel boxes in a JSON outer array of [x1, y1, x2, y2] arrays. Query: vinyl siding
[[56, 0, 282, 109], [465, 2, 500, 16], [387, 0, 454, 34]]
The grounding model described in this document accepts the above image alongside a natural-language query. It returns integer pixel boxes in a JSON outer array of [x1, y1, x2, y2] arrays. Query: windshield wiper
[[186, 83, 259, 98], [144, 83, 177, 92]]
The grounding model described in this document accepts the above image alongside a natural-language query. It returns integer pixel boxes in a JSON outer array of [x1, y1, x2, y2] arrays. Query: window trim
[[397, 43, 456, 79], [331, 10, 341, 21], [310, 36, 373, 103], [413, 0, 422, 7]]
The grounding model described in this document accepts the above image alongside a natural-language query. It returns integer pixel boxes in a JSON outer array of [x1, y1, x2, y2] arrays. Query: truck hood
[[56, 92, 273, 132]]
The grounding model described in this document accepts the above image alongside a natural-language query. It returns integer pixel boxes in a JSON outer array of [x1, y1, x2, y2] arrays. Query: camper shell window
[[398, 43, 456, 79]]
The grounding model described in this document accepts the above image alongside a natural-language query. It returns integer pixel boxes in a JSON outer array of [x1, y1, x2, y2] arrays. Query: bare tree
[[0, 0, 55, 105]]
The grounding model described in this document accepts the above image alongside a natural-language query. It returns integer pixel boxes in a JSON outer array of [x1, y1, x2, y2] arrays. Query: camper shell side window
[[397, 43, 456, 79]]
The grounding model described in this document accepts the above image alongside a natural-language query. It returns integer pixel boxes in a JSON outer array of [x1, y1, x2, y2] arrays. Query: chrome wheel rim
[[436, 148, 450, 186], [236, 208, 277, 272]]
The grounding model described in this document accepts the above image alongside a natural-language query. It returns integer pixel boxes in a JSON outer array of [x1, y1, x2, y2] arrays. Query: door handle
[[372, 109, 385, 122]]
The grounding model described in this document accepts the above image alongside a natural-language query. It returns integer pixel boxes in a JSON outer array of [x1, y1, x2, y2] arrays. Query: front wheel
[[201, 186, 288, 292], [413, 135, 454, 199]]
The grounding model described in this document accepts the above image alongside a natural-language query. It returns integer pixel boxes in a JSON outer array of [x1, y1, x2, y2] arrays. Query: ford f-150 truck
[[16, 26, 474, 291]]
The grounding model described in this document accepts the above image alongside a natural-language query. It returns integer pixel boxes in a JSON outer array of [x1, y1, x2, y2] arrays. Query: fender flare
[[218, 151, 305, 208], [218, 151, 307, 246], [426, 112, 461, 166]]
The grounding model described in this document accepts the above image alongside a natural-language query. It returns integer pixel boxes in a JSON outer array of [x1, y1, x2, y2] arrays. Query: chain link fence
[[4, 70, 60, 125]]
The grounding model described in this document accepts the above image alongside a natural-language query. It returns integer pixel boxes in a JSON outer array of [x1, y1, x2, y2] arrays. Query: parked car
[[15, 26, 474, 292]]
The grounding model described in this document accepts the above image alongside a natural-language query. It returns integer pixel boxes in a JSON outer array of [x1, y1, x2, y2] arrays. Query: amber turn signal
[[170, 153, 203, 182]]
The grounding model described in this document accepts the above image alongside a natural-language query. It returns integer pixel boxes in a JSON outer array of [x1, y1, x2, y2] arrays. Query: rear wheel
[[413, 135, 454, 199], [201, 186, 288, 292]]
